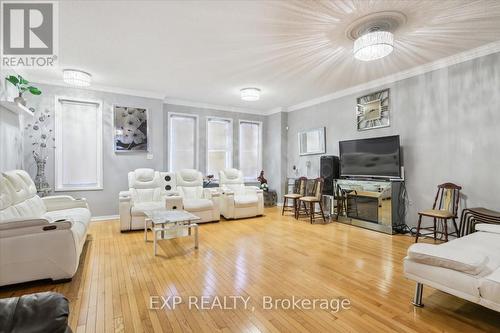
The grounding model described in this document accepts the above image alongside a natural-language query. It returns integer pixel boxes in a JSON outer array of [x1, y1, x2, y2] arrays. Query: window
[[55, 97, 102, 191], [239, 120, 262, 180], [168, 113, 198, 171], [207, 117, 233, 178]]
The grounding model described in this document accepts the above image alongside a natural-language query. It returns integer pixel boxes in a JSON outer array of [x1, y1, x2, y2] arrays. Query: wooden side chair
[[298, 177, 326, 224], [415, 183, 461, 243], [282, 177, 307, 216]]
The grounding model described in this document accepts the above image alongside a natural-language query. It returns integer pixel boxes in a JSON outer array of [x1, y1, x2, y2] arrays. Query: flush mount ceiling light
[[345, 11, 406, 62], [240, 88, 261, 101], [63, 69, 92, 87], [353, 30, 394, 61]]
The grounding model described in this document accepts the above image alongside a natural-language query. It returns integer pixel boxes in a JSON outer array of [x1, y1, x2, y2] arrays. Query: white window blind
[[207, 118, 232, 178], [239, 120, 262, 180], [55, 98, 102, 191], [169, 113, 197, 171]]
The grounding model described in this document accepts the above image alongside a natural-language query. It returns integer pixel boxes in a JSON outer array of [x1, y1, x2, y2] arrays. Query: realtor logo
[[1, 1, 58, 67]]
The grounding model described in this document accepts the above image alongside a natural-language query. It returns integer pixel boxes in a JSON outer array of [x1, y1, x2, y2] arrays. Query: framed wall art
[[113, 105, 149, 152]]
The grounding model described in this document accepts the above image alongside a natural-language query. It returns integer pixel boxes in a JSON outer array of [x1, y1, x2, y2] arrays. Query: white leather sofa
[[119, 169, 219, 231], [219, 168, 264, 219], [175, 169, 220, 223], [404, 223, 500, 312], [0, 170, 91, 286]]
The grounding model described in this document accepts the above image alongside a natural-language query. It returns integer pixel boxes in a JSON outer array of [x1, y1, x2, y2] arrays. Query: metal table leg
[[154, 228, 158, 256], [194, 224, 199, 249]]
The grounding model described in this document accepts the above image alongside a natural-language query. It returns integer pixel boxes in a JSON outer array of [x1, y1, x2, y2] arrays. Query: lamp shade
[[63, 69, 92, 87], [240, 88, 261, 101], [353, 31, 394, 61]]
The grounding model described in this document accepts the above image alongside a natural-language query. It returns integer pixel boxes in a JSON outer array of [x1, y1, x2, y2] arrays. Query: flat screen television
[[339, 135, 401, 179]]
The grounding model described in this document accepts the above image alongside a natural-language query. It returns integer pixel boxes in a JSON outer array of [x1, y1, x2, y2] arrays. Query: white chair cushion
[[131, 188, 162, 204], [219, 168, 244, 185], [234, 195, 258, 208], [476, 223, 500, 234], [408, 243, 489, 275], [0, 174, 13, 210], [179, 186, 203, 199], [183, 199, 213, 212], [176, 169, 203, 187], [134, 168, 155, 182], [128, 169, 162, 189], [131, 202, 165, 216], [2, 170, 38, 205], [1, 170, 47, 219]]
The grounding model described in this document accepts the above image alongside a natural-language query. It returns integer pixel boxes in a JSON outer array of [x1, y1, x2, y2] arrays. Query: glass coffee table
[[144, 209, 201, 256]]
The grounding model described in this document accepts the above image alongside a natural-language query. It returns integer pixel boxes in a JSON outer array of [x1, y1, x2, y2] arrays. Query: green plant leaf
[[19, 76, 29, 85], [28, 86, 42, 95], [6, 75, 19, 85]]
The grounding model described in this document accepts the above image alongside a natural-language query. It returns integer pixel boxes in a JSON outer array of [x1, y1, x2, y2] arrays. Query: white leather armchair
[[119, 168, 182, 231], [219, 168, 264, 219], [0, 170, 91, 286], [175, 169, 220, 223]]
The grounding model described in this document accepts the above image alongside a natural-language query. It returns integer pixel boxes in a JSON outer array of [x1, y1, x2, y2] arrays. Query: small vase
[[34, 156, 50, 194], [14, 95, 26, 106]]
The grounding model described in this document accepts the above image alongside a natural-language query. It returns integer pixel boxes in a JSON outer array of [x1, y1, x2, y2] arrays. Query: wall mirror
[[298, 127, 326, 156]]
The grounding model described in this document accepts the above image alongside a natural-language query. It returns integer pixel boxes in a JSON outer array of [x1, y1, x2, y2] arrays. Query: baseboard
[[91, 214, 119, 222]]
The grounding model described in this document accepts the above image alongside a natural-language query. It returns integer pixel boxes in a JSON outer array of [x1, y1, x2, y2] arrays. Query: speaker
[[160, 172, 176, 192], [320, 155, 340, 195]]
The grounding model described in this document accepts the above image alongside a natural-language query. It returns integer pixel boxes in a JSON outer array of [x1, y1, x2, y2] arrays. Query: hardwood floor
[[1, 207, 499, 332]]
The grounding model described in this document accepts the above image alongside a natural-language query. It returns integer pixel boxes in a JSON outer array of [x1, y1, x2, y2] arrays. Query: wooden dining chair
[[298, 178, 326, 224], [415, 183, 461, 243], [282, 177, 307, 217]]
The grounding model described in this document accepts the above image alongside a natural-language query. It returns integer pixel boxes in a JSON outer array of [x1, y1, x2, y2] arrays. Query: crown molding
[[163, 98, 264, 115], [287, 41, 500, 112], [264, 107, 286, 116], [20, 77, 166, 100]]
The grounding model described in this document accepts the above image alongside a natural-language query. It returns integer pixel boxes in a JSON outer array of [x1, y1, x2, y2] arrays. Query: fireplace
[[347, 195, 379, 223]]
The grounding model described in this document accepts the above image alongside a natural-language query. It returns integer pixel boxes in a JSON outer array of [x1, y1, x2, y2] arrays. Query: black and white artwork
[[113, 106, 149, 152]]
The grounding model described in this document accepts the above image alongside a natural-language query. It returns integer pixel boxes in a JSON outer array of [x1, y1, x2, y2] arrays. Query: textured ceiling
[[13, 0, 500, 112]]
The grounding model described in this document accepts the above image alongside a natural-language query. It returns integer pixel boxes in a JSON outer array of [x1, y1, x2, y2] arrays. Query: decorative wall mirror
[[356, 88, 390, 131], [298, 127, 326, 156]]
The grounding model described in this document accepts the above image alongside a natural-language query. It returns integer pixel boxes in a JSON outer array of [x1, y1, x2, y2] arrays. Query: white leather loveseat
[[119, 169, 219, 231], [404, 223, 500, 312], [219, 168, 263, 219], [119, 168, 180, 231], [0, 170, 91, 286]]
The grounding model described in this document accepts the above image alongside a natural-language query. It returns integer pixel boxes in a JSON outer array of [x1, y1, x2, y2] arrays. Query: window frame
[[238, 119, 263, 181], [54, 96, 103, 191], [206, 116, 233, 179], [167, 112, 199, 172]]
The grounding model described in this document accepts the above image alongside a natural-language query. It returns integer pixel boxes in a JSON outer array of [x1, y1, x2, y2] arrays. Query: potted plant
[[5, 75, 42, 106]]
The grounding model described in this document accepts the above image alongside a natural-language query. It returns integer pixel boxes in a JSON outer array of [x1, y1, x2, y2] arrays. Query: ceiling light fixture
[[63, 69, 92, 87], [240, 88, 261, 101], [353, 30, 394, 61]]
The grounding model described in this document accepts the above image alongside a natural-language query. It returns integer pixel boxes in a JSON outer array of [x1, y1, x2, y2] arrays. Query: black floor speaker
[[320, 155, 340, 195]]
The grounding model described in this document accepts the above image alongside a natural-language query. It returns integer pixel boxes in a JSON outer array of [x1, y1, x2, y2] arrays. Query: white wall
[[18, 84, 269, 217], [285, 52, 500, 226], [0, 106, 24, 172], [22, 83, 165, 217]]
